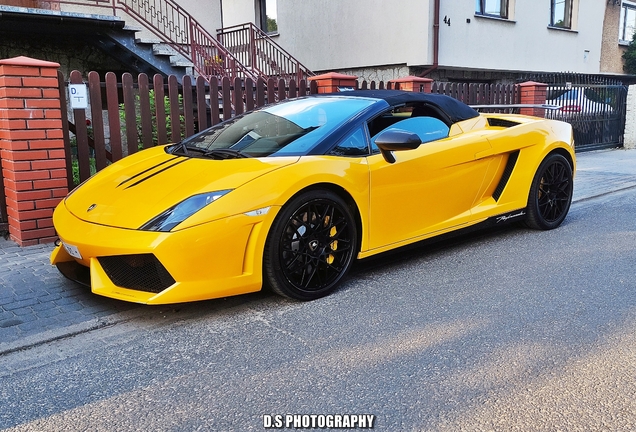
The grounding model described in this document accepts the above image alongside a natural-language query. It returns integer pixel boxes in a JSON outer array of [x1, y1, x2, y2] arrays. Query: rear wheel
[[264, 190, 358, 300], [525, 153, 573, 230]]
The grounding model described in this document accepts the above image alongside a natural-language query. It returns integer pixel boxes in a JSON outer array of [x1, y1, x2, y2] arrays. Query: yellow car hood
[[65, 148, 299, 229]]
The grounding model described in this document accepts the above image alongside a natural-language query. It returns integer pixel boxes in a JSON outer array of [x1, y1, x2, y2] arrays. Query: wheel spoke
[[278, 199, 354, 292], [536, 161, 571, 223]]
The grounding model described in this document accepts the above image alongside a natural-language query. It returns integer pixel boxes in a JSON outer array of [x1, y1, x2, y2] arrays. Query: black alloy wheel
[[525, 153, 573, 230], [264, 190, 358, 300]]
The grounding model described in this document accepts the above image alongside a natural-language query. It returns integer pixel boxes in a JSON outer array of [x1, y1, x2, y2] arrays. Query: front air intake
[[98, 254, 175, 293]]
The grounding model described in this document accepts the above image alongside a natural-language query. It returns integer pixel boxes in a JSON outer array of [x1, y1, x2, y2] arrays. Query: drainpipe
[[419, 0, 440, 77], [219, 0, 224, 30]]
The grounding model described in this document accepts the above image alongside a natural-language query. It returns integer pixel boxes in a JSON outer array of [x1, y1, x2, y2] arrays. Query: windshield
[[175, 97, 376, 158]]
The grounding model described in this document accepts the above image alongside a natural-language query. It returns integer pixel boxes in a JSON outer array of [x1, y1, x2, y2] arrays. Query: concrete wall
[[275, 0, 432, 72], [336, 65, 411, 84], [624, 84, 636, 149], [0, 32, 126, 79]]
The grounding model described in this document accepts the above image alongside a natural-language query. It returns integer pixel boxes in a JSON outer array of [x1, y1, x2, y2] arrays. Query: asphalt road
[[1, 188, 635, 431]]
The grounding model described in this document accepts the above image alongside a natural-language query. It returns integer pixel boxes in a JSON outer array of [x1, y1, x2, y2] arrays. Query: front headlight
[[140, 190, 232, 232]]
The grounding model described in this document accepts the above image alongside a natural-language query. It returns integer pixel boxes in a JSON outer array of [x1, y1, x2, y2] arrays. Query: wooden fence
[[59, 71, 520, 188]]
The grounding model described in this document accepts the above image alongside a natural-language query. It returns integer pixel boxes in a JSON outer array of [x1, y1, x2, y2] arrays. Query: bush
[[623, 33, 636, 74], [119, 90, 185, 149]]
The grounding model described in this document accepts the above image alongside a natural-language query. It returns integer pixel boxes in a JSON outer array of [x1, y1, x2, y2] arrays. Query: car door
[[366, 124, 492, 251]]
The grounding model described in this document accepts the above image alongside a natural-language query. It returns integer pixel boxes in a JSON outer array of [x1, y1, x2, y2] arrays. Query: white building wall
[[181, 0, 223, 35], [271, 1, 606, 76], [275, 0, 432, 72], [438, 1, 605, 74], [222, 0, 258, 28]]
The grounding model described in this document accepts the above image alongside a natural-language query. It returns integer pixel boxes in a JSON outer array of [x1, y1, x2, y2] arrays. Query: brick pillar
[[519, 81, 548, 117], [308, 72, 358, 94], [388, 76, 433, 93], [0, 56, 68, 246]]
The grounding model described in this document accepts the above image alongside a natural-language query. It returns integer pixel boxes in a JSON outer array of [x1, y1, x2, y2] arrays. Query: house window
[[550, 0, 573, 29], [475, 0, 509, 19], [620, 1, 636, 42], [259, 0, 278, 33]]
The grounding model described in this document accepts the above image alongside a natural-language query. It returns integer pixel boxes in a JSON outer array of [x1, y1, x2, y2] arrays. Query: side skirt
[[356, 208, 528, 264]]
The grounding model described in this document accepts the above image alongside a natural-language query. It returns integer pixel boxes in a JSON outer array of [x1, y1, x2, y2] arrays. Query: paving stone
[[12, 289, 38, 302], [0, 328, 21, 345], [18, 316, 59, 332], [11, 307, 35, 317], [53, 310, 87, 326], [0, 311, 16, 321], [0, 317, 21, 328], [30, 301, 57, 312], [34, 307, 61, 319], [2, 298, 39, 311], [58, 302, 84, 313]]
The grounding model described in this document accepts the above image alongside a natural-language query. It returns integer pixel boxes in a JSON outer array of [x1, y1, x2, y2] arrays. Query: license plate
[[63, 243, 83, 259]]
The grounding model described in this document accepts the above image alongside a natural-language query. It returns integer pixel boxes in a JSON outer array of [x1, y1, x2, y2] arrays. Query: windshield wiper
[[170, 142, 210, 157], [170, 143, 249, 159], [203, 148, 250, 159]]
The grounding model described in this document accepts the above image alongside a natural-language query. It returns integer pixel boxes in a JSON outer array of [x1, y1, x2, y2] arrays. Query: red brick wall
[[519, 81, 548, 117], [0, 56, 67, 246]]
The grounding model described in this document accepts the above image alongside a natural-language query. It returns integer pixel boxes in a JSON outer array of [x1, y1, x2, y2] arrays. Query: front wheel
[[264, 190, 358, 300], [525, 153, 573, 230]]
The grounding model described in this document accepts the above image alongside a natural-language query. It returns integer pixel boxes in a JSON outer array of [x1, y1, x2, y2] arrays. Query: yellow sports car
[[51, 90, 575, 304]]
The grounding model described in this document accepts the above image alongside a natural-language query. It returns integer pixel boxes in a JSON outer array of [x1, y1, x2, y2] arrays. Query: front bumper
[[51, 202, 278, 304]]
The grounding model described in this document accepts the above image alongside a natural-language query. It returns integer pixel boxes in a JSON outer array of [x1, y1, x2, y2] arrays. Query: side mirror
[[374, 129, 422, 164]]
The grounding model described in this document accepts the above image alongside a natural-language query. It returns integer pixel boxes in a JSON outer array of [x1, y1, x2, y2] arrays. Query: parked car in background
[[546, 87, 613, 115]]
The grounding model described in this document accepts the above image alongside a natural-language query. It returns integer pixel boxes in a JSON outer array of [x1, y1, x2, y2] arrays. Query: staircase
[[3, 0, 313, 83], [97, 26, 196, 81], [87, 0, 312, 83]]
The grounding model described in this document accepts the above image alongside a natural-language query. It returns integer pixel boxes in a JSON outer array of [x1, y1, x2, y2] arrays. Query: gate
[[523, 73, 627, 152]]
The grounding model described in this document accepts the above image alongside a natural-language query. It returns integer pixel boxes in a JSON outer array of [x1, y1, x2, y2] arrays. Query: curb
[[0, 307, 146, 356]]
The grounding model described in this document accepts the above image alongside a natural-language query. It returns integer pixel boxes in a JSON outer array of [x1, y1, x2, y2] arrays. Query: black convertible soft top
[[333, 90, 480, 124]]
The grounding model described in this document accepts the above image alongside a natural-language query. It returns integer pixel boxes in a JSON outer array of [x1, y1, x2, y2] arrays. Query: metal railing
[[217, 22, 314, 83], [43, 0, 315, 83], [116, 0, 257, 81]]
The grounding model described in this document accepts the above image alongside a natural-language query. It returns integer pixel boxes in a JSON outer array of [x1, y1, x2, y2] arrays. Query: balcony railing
[[217, 22, 314, 83]]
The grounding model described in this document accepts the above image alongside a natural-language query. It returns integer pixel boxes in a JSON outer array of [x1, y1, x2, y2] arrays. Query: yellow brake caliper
[[325, 215, 337, 265]]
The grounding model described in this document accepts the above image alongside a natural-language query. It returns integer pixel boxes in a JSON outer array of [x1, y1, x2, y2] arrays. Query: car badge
[[87, 204, 97, 212]]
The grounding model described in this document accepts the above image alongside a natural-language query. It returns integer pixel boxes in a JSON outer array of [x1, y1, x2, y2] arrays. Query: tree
[[623, 32, 636, 74], [266, 16, 278, 33]]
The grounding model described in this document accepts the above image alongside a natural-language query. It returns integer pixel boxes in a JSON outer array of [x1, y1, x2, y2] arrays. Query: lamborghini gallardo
[[51, 90, 575, 304]]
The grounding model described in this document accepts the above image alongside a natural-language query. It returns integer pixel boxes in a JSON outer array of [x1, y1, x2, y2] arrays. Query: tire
[[525, 153, 573, 230], [264, 190, 358, 300]]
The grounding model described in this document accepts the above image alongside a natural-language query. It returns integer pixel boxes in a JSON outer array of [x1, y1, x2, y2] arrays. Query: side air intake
[[492, 151, 520, 201], [488, 118, 520, 128]]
